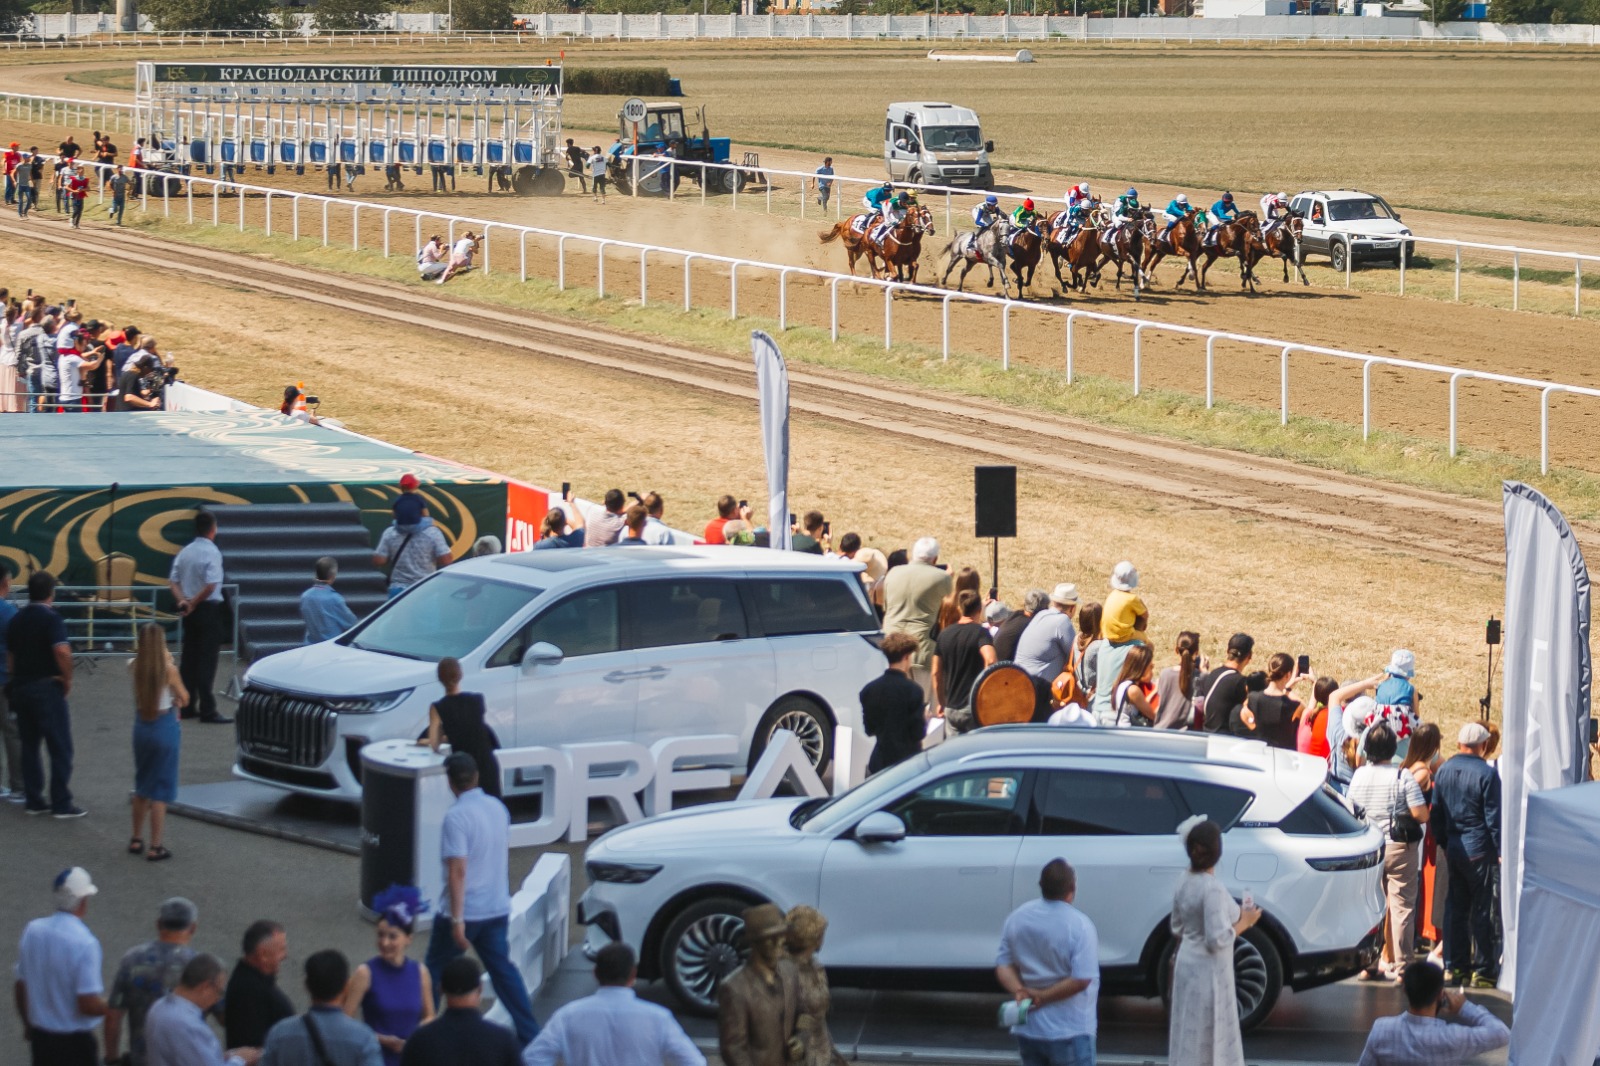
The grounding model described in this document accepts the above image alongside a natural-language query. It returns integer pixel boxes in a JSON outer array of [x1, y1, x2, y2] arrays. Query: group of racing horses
[[819, 193, 1308, 302]]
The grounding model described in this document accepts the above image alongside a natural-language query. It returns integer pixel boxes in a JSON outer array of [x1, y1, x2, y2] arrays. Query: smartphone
[[789, 513, 797, 527], [822, 521, 831, 537], [560, 481, 570, 498], [738, 499, 748, 510], [628, 491, 642, 503], [1297, 654, 1310, 675], [68, 298, 76, 308]]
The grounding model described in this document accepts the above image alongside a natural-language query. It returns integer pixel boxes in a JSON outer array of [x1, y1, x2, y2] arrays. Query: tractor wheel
[[511, 166, 537, 195], [714, 167, 746, 195], [531, 168, 565, 196]]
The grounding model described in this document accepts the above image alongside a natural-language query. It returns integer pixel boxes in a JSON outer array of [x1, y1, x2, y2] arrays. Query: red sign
[[506, 480, 550, 552]]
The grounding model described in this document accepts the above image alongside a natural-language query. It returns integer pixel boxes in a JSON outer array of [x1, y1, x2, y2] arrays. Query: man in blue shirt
[[0, 567, 22, 801], [15, 867, 107, 1066], [300, 557, 359, 645], [260, 951, 380, 1066], [814, 157, 833, 209], [424, 753, 539, 1046], [524, 943, 703, 1066], [1431, 722, 1502, 988], [143, 954, 257, 1066], [5, 569, 81, 816], [995, 859, 1099, 1066]]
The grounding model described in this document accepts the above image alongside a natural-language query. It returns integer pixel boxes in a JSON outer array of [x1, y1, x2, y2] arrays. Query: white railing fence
[[44, 155, 1600, 475], [5, 13, 1600, 45]]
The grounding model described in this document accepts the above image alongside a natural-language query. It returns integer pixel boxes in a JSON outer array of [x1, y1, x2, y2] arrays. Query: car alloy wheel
[[773, 707, 826, 766], [1233, 934, 1270, 1018], [750, 695, 833, 776], [662, 898, 750, 1014]]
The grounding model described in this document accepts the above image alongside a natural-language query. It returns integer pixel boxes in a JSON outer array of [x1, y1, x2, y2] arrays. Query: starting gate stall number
[[133, 62, 568, 194]]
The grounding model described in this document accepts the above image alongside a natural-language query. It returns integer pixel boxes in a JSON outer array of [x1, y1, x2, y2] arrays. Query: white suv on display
[[234, 547, 884, 801], [580, 727, 1385, 1030], [1291, 189, 1415, 271]]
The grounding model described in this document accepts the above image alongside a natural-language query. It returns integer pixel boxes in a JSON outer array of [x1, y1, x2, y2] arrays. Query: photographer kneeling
[[113, 350, 164, 411]]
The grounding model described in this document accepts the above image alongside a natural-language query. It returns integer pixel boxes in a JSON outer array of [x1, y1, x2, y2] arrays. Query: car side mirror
[[854, 811, 907, 845], [984, 140, 995, 153], [521, 641, 564, 669]]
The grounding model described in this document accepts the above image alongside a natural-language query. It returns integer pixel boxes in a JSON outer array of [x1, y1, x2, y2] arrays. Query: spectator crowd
[[0, 287, 175, 413]]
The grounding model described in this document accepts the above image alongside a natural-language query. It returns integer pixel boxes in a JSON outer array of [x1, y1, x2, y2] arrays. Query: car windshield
[[794, 754, 931, 834], [1327, 198, 1394, 223], [920, 126, 982, 152], [347, 573, 540, 662]]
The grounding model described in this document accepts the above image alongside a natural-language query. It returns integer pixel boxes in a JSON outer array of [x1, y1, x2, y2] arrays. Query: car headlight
[[325, 689, 413, 715], [1306, 849, 1382, 872], [586, 861, 663, 884]]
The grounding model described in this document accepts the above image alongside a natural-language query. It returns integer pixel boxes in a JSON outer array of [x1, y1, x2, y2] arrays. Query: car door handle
[[637, 666, 669, 680], [603, 667, 669, 683]]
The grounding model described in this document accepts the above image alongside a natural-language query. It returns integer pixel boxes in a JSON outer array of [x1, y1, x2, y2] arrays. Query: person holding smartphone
[[1355, 960, 1507, 1064], [790, 510, 828, 555], [1234, 653, 1311, 750]]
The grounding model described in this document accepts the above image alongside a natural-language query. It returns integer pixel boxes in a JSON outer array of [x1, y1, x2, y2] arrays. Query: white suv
[[235, 547, 884, 801], [1291, 190, 1415, 271], [580, 727, 1385, 1030]]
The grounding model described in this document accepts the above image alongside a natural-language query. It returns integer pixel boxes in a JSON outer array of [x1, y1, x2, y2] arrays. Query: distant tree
[[1422, 0, 1464, 20], [1487, 0, 1571, 19], [315, 0, 385, 29], [448, 0, 512, 28], [141, 0, 275, 30], [0, 0, 27, 35]]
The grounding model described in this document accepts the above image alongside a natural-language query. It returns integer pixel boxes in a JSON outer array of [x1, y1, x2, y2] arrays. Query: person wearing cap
[[716, 904, 800, 1066], [1015, 583, 1080, 718], [424, 753, 540, 1046], [14, 867, 107, 1066], [1371, 649, 1422, 763], [3, 141, 19, 205], [1195, 633, 1255, 737], [105, 897, 201, 1066], [373, 502, 452, 599], [144, 953, 260, 1066], [1100, 561, 1148, 645], [397, 957, 519, 1066], [523, 942, 703, 1066], [1431, 722, 1502, 988], [392, 473, 429, 531], [113, 348, 161, 411]]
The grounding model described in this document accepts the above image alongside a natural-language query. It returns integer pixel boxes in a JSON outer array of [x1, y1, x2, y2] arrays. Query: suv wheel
[[750, 696, 833, 776], [1329, 239, 1350, 274], [1158, 925, 1284, 1032], [660, 896, 752, 1015]]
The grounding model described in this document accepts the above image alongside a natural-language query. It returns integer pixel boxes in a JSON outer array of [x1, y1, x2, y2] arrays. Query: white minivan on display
[[580, 727, 1386, 1030], [234, 547, 884, 801]]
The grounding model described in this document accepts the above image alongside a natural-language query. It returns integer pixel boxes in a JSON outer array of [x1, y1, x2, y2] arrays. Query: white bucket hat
[[1387, 649, 1416, 680], [1050, 583, 1079, 607], [1110, 562, 1139, 592]]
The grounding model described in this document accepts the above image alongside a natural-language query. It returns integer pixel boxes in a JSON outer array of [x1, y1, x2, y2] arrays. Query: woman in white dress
[[1168, 817, 1262, 1066]]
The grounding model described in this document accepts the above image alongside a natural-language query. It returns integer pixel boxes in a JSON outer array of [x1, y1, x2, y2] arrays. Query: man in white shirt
[[14, 867, 107, 1066], [168, 511, 231, 724], [640, 492, 673, 545], [144, 954, 261, 1066], [995, 859, 1099, 1066], [522, 943, 702, 1066], [423, 753, 540, 1046], [1356, 961, 1508, 1066]]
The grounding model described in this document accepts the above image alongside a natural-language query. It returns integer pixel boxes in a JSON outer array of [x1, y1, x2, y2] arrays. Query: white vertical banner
[[1499, 481, 1592, 995], [752, 330, 791, 551]]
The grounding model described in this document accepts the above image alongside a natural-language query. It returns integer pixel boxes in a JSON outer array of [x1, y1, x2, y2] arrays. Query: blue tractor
[[612, 102, 742, 196]]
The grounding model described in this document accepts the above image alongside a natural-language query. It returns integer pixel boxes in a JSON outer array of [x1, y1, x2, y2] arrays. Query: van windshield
[[920, 126, 982, 152], [347, 573, 541, 662]]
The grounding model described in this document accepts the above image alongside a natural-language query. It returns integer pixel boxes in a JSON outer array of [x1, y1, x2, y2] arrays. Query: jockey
[[972, 194, 1003, 233], [1066, 182, 1092, 211], [1010, 197, 1039, 230], [864, 180, 894, 214], [1108, 187, 1141, 239], [872, 192, 909, 242], [1204, 192, 1239, 247], [1260, 191, 1290, 233], [1162, 193, 1191, 235]]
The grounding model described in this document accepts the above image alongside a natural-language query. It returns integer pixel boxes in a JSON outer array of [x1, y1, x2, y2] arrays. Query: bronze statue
[[717, 903, 802, 1066], [786, 906, 848, 1066]]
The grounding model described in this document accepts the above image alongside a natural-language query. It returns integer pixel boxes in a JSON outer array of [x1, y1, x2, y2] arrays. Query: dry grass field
[[28, 39, 1600, 225]]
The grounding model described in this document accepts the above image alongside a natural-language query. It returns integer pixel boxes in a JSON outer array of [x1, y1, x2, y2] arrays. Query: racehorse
[[1143, 209, 1203, 289], [1096, 209, 1151, 299], [1198, 213, 1266, 293], [818, 211, 881, 276], [1002, 221, 1046, 297], [868, 205, 935, 285], [1255, 213, 1309, 285], [1043, 212, 1102, 294], [940, 222, 1011, 297]]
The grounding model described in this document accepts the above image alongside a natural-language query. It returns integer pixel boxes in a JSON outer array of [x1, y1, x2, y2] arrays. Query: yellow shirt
[[1102, 588, 1148, 644]]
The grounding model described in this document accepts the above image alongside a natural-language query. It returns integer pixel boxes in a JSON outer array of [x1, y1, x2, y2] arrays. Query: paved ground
[[2, 659, 1513, 1064]]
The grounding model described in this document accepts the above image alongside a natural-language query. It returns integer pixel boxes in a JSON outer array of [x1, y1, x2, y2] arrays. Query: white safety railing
[[0, 91, 135, 134], [60, 156, 1600, 474], [6, 14, 1598, 45]]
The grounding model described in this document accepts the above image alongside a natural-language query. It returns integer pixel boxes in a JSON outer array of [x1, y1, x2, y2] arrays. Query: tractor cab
[[614, 101, 741, 194]]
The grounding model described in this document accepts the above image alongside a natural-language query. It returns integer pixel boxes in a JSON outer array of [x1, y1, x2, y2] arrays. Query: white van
[[884, 102, 994, 189], [234, 547, 885, 801]]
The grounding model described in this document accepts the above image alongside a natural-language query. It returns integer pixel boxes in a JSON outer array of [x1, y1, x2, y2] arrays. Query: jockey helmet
[[1222, 192, 1234, 202], [985, 195, 998, 205], [882, 181, 893, 191], [1023, 198, 1034, 211], [1176, 193, 1189, 205], [1081, 182, 1090, 194], [1126, 188, 1138, 198]]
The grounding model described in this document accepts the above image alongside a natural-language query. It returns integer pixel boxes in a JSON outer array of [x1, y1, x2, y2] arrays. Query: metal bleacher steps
[[211, 503, 389, 663]]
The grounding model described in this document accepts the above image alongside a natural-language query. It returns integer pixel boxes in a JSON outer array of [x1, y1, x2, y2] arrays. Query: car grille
[[237, 686, 337, 769], [942, 167, 976, 177]]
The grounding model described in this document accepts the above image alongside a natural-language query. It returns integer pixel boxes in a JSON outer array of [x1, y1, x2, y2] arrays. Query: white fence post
[[1205, 335, 1218, 408], [1448, 371, 1465, 457], [1280, 345, 1292, 425], [1001, 303, 1010, 370], [883, 287, 892, 350], [942, 294, 953, 362], [730, 262, 739, 318], [596, 240, 607, 297], [1541, 385, 1555, 474], [1065, 312, 1079, 383], [683, 254, 694, 311], [1513, 251, 1520, 311], [1132, 323, 1146, 395]]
